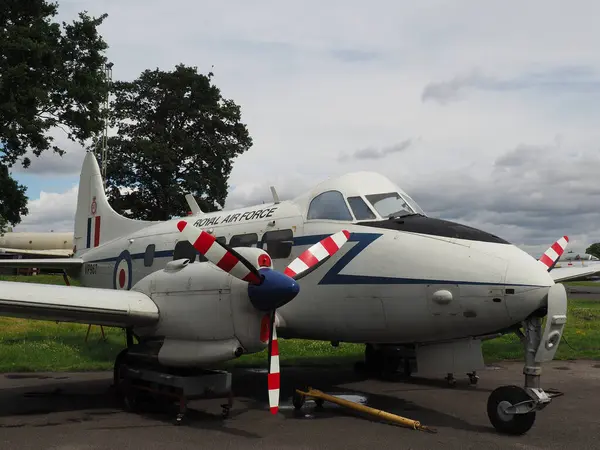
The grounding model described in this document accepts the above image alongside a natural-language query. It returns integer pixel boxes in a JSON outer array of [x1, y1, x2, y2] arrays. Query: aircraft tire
[[487, 385, 536, 435], [364, 344, 384, 373], [113, 348, 129, 390]]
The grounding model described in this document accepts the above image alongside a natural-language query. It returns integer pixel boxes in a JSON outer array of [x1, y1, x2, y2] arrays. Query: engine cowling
[[130, 248, 273, 366]]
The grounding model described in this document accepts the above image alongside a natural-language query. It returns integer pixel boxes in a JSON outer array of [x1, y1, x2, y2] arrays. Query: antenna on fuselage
[[185, 193, 204, 215], [270, 186, 280, 204]]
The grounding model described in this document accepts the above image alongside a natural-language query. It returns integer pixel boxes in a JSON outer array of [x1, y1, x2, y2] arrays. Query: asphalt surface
[[1, 360, 600, 450]]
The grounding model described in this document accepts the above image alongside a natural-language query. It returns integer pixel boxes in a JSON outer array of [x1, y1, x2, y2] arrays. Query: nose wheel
[[487, 385, 536, 435]]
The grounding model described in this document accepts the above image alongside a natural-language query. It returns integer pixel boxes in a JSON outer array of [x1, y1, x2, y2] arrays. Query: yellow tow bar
[[295, 387, 436, 433]]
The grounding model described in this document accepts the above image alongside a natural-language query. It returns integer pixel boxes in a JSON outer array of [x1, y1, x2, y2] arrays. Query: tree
[[103, 64, 253, 220], [0, 0, 109, 229], [586, 243, 600, 259], [0, 165, 28, 233]]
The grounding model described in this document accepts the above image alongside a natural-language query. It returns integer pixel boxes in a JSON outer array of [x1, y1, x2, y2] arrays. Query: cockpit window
[[307, 190, 353, 221], [402, 193, 425, 215], [347, 196, 376, 220], [366, 192, 419, 218]]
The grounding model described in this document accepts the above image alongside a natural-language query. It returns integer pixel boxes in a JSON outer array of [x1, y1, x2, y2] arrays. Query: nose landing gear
[[487, 283, 567, 435]]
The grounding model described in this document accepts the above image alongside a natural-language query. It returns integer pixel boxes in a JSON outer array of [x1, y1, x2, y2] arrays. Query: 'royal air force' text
[[193, 207, 278, 228]]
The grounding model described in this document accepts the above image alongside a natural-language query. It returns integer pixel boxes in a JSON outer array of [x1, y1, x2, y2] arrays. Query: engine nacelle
[[131, 248, 275, 367]]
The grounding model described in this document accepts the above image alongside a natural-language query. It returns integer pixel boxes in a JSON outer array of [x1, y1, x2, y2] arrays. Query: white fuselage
[[73, 200, 554, 345]]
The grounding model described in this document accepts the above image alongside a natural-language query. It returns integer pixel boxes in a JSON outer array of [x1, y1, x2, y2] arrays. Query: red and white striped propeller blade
[[177, 220, 262, 284], [284, 230, 350, 280], [538, 235, 569, 272], [267, 313, 280, 415]]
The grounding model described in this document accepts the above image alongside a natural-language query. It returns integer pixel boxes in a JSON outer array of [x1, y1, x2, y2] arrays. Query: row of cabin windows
[[307, 190, 376, 221], [143, 229, 294, 267]]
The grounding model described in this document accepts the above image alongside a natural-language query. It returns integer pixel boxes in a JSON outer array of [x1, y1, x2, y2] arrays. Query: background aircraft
[[0, 151, 584, 435], [0, 230, 73, 257]]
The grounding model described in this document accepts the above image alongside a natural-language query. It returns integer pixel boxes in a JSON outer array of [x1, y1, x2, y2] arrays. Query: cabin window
[[216, 236, 226, 245], [230, 233, 258, 247], [347, 196, 376, 220], [307, 190, 353, 221], [144, 244, 155, 267], [263, 229, 293, 259], [173, 240, 197, 263]]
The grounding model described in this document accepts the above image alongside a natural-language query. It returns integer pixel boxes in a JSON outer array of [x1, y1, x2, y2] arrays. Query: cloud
[[11, 130, 88, 176], [406, 141, 600, 257], [421, 66, 600, 104], [338, 139, 412, 162], [330, 49, 381, 63], [15, 186, 78, 232]]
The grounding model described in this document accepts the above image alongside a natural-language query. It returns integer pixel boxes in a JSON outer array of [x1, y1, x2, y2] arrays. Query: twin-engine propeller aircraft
[[0, 151, 588, 435]]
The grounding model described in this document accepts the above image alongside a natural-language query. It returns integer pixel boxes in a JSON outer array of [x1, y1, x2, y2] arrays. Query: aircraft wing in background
[[551, 266, 600, 283]]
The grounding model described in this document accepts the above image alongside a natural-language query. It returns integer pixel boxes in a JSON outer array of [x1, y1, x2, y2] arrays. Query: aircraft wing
[[0, 281, 159, 328], [0, 257, 83, 269], [0, 247, 73, 257], [551, 266, 600, 283]]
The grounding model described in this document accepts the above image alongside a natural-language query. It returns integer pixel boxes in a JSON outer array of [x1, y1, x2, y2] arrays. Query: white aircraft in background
[[0, 151, 589, 435], [0, 230, 73, 257], [552, 250, 600, 269]]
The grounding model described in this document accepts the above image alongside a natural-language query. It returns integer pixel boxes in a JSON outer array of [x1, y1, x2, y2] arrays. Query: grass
[[1, 274, 600, 372]]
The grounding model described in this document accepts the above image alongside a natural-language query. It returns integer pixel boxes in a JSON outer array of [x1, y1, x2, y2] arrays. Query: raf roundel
[[113, 250, 133, 290]]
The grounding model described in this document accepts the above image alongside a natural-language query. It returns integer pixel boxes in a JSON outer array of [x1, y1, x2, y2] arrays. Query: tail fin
[[74, 152, 155, 255]]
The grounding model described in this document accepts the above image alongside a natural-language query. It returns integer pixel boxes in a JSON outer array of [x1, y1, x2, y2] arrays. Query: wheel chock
[[295, 388, 436, 433]]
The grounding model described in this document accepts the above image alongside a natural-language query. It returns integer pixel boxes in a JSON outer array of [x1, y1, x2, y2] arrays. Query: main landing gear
[[357, 344, 479, 386], [113, 348, 234, 425], [355, 344, 415, 380]]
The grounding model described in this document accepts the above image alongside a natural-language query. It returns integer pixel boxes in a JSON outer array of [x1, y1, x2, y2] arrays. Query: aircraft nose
[[504, 249, 554, 321]]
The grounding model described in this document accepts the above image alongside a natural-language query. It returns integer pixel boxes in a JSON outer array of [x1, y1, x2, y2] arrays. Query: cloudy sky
[[10, 0, 600, 257]]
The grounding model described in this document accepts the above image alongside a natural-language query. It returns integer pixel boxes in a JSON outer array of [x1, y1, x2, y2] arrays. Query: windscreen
[[365, 192, 425, 218]]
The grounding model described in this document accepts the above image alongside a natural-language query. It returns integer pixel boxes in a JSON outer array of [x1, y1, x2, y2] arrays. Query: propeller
[[176, 221, 350, 414], [538, 235, 569, 272]]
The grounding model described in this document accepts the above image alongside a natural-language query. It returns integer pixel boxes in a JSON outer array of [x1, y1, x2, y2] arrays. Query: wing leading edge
[[0, 281, 159, 328]]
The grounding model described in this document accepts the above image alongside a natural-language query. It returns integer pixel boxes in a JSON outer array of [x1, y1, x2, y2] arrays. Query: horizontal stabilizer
[[0, 258, 83, 269], [0, 281, 159, 327], [550, 266, 600, 283]]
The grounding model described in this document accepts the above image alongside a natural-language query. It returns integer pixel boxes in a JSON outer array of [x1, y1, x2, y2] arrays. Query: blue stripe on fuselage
[[85, 232, 546, 288]]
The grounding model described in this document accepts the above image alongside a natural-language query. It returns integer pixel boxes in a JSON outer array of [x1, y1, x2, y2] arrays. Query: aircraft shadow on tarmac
[[0, 365, 497, 436]]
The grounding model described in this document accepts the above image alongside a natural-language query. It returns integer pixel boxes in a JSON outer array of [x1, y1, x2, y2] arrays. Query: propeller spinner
[[176, 221, 350, 414]]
